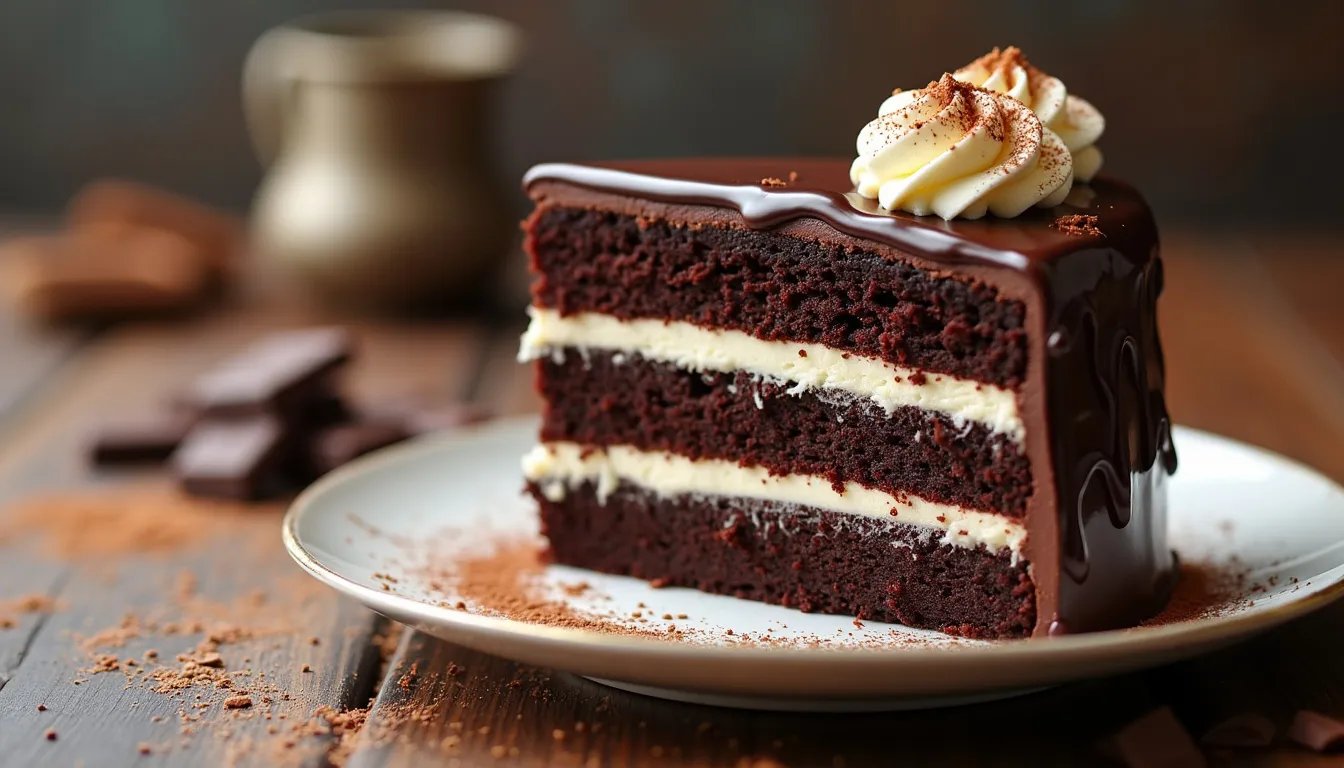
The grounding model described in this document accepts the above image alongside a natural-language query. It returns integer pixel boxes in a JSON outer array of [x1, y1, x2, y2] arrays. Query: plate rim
[[282, 416, 1344, 670]]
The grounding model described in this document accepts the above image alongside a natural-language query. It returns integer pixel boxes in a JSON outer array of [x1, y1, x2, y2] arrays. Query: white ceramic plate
[[283, 417, 1344, 710]]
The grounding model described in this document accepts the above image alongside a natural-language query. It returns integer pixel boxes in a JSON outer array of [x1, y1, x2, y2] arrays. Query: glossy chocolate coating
[[524, 157, 1177, 636]]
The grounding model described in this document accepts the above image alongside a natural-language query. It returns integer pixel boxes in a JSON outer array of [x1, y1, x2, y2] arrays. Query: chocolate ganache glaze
[[523, 157, 1177, 636]]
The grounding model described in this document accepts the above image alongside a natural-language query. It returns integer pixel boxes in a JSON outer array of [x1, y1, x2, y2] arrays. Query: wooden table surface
[[0, 229, 1341, 766]]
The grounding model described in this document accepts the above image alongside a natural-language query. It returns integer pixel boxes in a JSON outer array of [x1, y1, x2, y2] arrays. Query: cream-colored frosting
[[952, 47, 1105, 181], [524, 442, 1027, 555], [850, 74, 1074, 220], [518, 307, 1025, 442]]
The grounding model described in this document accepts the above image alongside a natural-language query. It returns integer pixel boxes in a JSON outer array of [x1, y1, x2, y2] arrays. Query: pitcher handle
[[242, 28, 299, 167]]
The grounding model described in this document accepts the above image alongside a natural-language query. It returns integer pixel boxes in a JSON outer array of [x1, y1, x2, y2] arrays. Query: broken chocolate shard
[[85, 330, 484, 501], [171, 415, 288, 500], [90, 411, 194, 465], [185, 328, 353, 418]]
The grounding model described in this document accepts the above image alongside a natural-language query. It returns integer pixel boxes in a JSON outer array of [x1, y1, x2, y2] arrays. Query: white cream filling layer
[[524, 442, 1027, 556], [518, 308, 1024, 443]]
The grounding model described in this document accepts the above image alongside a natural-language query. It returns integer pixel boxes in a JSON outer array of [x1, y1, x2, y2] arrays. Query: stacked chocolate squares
[[91, 328, 483, 500]]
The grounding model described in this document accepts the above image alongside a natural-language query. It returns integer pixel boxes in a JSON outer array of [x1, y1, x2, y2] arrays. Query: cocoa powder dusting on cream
[[965, 46, 1048, 91]]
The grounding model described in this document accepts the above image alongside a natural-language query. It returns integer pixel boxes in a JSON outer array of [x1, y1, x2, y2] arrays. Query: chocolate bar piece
[[0, 231, 210, 322], [90, 412, 195, 465], [80, 321, 495, 500], [185, 328, 353, 418], [306, 420, 412, 477], [171, 416, 288, 500], [67, 179, 244, 275]]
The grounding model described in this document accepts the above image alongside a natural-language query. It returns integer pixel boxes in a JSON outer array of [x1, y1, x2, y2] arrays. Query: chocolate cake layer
[[527, 205, 1028, 387], [524, 159, 1178, 636], [534, 482, 1036, 638], [537, 351, 1031, 516]]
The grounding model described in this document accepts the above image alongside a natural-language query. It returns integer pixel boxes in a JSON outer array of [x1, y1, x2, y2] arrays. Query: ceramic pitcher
[[244, 11, 521, 312]]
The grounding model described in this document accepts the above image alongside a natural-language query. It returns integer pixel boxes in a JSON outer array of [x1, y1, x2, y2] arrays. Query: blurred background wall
[[0, 0, 1340, 226]]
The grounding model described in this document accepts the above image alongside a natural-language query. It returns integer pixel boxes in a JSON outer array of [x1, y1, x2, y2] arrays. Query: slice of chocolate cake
[[519, 50, 1176, 639]]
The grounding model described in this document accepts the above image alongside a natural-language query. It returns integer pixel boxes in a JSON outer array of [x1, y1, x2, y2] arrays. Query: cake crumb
[[223, 695, 253, 710], [760, 177, 788, 188], [195, 652, 224, 668], [1052, 213, 1103, 237]]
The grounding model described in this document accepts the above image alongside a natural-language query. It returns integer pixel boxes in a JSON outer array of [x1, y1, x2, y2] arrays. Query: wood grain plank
[[0, 306, 484, 765], [345, 632, 1178, 767], [0, 309, 87, 428], [1248, 232, 1344, 369], [0, 217, 91, 432]]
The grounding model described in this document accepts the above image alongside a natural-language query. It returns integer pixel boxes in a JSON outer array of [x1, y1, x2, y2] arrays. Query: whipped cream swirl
[[850, 74, 1073, 220], [953, 47, 1105, 181]]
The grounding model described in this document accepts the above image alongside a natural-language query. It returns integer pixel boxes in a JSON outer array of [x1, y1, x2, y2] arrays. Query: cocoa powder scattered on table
[[0, 594, 59, 629], [0, 484, 277, 559], [0, 485, 393, 763]]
